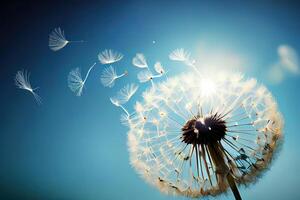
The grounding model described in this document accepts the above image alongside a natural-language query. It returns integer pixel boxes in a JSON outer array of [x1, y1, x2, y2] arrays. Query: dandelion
[[15, 70, 42, 105], [49, 27, 84, 51], [110, 83, 139, 116], [100, 65, 127, 88], [132, 53, 148, 68], [98, 49, 124, 64], [126, 71, 283, 199], [68, 62, 97, 96]]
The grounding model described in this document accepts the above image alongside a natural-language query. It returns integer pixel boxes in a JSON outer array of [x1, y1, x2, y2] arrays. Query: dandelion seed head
[[126, 71, 283, 197]]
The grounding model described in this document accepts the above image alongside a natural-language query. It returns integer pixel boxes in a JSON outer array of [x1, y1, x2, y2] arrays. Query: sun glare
[[200, 78, 217, 96]]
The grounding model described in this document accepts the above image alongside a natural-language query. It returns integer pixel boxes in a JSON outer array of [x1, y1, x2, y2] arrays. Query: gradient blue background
[[1, 1, 300, 199]]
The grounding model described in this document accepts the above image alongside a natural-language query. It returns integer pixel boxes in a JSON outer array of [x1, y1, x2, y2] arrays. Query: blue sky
[[1, 1, 300, 199]]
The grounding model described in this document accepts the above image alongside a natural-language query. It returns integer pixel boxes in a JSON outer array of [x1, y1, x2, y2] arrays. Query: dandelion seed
[[49, 27, 68, 51], [126, 71, 283, 199], [169, 48, 191, 62], [137, 70, 153, 83], [110, 83, 139, 117], [154, 62, 165, 74], [15, 70, 42, 105], [100, 65, 127, 88], [110, 97, 120, 106], [137, 64, 164, 83], [132, 53, 148, 68], [49, 27, 83, 51], [120, 113, 131, 126], [98, 49, 124, 64], [67, 62, 96, 96], [116, 83, 139, 104], [169, 48, 199, 73]]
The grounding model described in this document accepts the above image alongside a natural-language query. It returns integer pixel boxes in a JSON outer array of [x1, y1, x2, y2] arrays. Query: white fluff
[[126, 71, 283, 198], [116, 83, 139, 104], [169, 48, 190, 61], [98, 49, 123, 64], [15, 70, 42, 105], [154, 62, 165, 74], [49, 27, 69, 51], [67, 63, 96, 96], [137, 70, 153, 83], [100, 66, 127, 88], [100, 66, 118, 87], [132, 53, 148, 68], [110, 84, 138, 117]]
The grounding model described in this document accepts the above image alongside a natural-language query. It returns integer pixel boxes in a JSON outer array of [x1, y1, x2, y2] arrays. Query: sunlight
[[200, 78, 217, 97]]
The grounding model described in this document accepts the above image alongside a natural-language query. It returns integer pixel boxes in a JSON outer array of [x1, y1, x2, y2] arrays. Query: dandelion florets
[[126, 71, 283, 198], [182, 114, 227, 145]]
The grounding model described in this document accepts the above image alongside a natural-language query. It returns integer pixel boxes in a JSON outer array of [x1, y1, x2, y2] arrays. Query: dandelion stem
[[119, 105, 130, 116], [69, 40, 85, 43], [207, 142, 242, 200], [83, 62, 97, 83], [227, 173, 242, 200]]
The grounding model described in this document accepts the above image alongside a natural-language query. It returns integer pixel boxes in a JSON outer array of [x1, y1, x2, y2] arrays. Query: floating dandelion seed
[[169, 48, 191, 62], [132, 53, 148, 68], [100, 65, 127, 88], [15, 70, 42, 105], [169, 48, 198, 72], [137, 61, 165, 84], [137, 70, 153, 83], [49, 27, 68, 51], [126, 71, 283, 199], [137, 69, 163, 83], [110, 83, 139, 117], [154, 62, 165, 75], [98, 49, 124, 64], [115, 83, 139, 105], [49, 27, 84, 51], [67, 62, 96, 96]]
